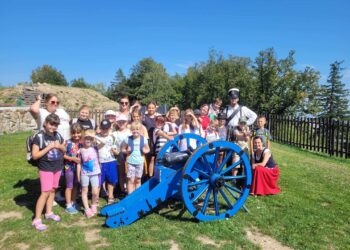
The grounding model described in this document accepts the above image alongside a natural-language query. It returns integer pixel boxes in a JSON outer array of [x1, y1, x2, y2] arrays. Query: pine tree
[[320, 61, 349, 119]]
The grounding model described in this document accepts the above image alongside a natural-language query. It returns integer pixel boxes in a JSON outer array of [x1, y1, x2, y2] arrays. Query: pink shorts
[[39, 170, 62, 192]]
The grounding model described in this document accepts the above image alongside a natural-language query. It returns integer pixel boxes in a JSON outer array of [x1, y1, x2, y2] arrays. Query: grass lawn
[[0, 132, 349, 250]]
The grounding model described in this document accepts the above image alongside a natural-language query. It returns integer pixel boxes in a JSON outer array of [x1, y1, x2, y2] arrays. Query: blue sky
[[1, 0, 350, 90]]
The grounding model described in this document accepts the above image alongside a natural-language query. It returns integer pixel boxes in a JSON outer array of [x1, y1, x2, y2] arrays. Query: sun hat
[[116, 114, 128, 122], [104, 110, 116, 117], [239, 117, 247, 124]]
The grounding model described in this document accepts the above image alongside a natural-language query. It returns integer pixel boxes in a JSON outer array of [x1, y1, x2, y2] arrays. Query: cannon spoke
[[216, 150, 233, 173], [218, 188, 233, 209], [201, 186, 212, 214], [199, 155, 213, 174], [213, 189, 220, 216], [192, 167, 210, 179], [220, 160, 242, 176], [222, 175, 246, 180], [211, 147, 220, 170], [223, 183, 243, 196], [190, 183, 209, 203], [187, 179, 209, 187]]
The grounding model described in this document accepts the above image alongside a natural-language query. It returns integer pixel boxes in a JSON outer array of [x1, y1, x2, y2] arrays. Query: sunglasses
[[50, 101, 60, 105], [120, 102, 129, 105]]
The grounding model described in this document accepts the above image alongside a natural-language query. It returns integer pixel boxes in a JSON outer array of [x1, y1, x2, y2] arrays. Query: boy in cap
[[95, 119, 118, 204]]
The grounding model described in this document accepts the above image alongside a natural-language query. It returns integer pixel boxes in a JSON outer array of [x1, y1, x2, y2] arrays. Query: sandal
[[32, 219, 47, 231], [45, 213, 61, 222], [108, 198, 114, 205], [85, 209, 94, 218]]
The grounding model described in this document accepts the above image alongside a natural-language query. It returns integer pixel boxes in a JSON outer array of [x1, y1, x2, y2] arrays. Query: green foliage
[[107, 68, 130, 101], [108, 58, 177, 105], [89, 82, 106, 95], [319, 61, 350, 119], [71, 77, 89, 88], [30, 64, 68, 86]]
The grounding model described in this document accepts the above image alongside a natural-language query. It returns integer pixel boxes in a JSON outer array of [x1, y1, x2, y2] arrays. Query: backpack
[[26, 131, 63, 167], [127, 135, 145, 155]]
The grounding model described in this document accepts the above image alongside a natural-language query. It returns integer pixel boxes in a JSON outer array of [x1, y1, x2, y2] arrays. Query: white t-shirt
[[178, 125, 201, 151], [225, 105, 257, 127], [112, 129, 132, 151], [37, 108, 71, 140], [95, 134, 116, 163]]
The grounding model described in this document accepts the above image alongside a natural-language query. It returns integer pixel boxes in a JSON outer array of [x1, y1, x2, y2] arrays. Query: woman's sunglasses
[[50, 101, 60, 105], [120, 102, 129, 105]]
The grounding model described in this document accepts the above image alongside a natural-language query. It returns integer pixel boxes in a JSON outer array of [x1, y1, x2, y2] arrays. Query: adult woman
[[250, 136, 280, 195], [30, 94, 71, 141], [142, 100, 158, 177], [115, 95, 131, 122]]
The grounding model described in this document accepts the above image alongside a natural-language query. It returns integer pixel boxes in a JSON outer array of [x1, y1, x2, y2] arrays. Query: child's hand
[[72, 157, 80, 164], [111, 147, 119, 155]]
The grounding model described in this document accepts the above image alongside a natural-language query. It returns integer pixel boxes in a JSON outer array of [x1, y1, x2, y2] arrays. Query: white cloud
[[175, 62, 194, 70]]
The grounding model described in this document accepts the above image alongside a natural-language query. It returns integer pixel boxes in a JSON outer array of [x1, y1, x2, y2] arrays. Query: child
[[31, 113, 66, 231], [77, 129, 101, 218], [63, 123, 83, 214], [122, 122, 150, 194], [251, 116, 272, 149], [232, 117, 251, 176], [95, 119, 118, 204], [179, 109, 201, 151], [205, 119, 219, 142], [164, 109, 179, 136], [71, 105, 96, 130], [153, 115, 174, 156], [112, 114, 131, 197], [217, 112, 228, 141], [130, 108, 149, 140]]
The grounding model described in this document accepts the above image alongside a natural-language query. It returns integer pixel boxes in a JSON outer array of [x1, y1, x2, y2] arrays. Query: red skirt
[[250, 166, 280, 195]]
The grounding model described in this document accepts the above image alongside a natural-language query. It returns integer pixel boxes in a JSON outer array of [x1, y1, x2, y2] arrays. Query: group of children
[[31, 102, 271, 231]]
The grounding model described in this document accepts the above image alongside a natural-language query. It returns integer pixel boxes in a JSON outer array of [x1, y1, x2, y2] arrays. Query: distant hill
[[0, 83, 118, 111]]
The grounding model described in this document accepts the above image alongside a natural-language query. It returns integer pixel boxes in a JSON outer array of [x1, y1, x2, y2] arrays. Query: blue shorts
[[100, 160, 118, 185]]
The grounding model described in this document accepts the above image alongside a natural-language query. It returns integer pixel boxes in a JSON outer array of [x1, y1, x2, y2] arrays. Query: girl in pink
[[31, 113, 66, 231], [77, 130, 101, 218]]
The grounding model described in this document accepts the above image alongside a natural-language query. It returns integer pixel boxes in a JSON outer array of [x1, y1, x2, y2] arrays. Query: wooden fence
[[267, 115, 350, 158]]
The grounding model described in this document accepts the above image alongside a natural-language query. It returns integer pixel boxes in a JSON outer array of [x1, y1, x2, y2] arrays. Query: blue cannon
[[100, 133, 252, 228]]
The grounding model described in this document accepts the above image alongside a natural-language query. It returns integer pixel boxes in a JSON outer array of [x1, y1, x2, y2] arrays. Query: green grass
[[0, 132, 349, 249]]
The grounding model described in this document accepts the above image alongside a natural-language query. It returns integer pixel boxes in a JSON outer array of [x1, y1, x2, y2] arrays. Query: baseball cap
[[239, 117, 247, 124], [217, 112, 227, 120], [100, 119, 111, 130], [228, 88, 240, 99], [194, 109, 201, 116], [116, 113, 128, 122], [104, 110, 116, 117]]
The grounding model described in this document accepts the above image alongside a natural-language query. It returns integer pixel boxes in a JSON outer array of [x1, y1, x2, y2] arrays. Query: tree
[[319, 61, 349, 119], [30, 65, 68, 86], [106, 69, 130, 101], [71, 77, 89, 88]]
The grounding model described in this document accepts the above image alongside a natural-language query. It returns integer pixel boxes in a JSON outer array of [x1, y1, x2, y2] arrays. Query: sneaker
[[108, 198, 114, 205], [85, 209, 94, 218], [91, 204, 97, 214], [44, 213, 61, 222], [65, 205, 78, 214], [32, 219, 47, 231], [72, 203, 81, 211], [53, 200, 58, 206]]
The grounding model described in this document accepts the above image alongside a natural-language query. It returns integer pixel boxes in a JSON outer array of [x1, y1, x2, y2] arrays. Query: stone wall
[[0, 107, 37, 135]]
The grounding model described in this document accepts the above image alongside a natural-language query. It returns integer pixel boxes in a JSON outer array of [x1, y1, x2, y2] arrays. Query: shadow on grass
[[155, 199, 199, 223], [13, 178, 41, 213]]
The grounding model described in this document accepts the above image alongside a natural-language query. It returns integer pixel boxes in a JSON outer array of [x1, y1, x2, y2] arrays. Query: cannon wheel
[[181, 140, 252, 221], [156, 133, 207, 161]]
